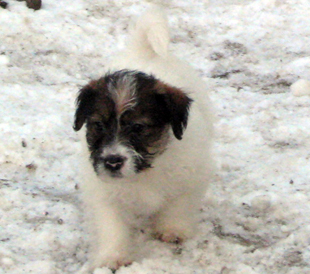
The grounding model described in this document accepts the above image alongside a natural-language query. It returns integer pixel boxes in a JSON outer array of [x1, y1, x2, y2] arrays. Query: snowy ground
[[1, 0, 310, 273]]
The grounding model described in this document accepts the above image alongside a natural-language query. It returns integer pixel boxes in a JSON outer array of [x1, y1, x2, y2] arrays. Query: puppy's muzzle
[[102, 155, 127, 172]]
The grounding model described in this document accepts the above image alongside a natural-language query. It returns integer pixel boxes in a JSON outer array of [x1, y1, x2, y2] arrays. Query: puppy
[[74, 6, 214, 271]]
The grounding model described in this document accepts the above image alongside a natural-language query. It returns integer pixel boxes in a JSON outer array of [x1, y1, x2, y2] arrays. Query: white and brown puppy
[[74, 7, 214, 271]]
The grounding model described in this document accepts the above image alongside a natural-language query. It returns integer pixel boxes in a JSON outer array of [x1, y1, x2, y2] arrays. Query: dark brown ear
[[73, 84, 97, 131], [160, 83, 193, 140]]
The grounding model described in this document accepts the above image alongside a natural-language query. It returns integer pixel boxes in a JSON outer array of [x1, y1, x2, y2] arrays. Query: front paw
[[153, 219, 195, 244], [153, 231, 185, 244], [92, 255, 132, 271], [91, 250, 132, 271]]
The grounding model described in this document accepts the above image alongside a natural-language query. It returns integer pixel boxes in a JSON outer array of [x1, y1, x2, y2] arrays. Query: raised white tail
[[128, 6, 170, 58]]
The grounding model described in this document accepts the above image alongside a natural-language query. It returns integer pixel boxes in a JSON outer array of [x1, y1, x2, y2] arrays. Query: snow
[[1, 0, 310, 273]]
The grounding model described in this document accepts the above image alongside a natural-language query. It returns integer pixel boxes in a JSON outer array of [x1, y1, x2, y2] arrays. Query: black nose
[[103, 155, 127, 172]]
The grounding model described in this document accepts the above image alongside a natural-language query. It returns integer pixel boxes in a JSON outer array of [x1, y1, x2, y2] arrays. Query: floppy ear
[[73, 85, 97, 131], [161, 84, 193, 140]]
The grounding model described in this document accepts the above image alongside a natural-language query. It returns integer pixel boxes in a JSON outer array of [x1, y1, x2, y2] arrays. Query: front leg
[[152, 192, 201, 244], [86, 201, 133, 271]]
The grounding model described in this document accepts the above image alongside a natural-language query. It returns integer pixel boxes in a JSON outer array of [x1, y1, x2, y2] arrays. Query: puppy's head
[[74, 70, 192, 179]]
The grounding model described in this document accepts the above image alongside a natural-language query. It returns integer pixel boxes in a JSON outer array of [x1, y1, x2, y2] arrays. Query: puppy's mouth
[[105, 171, 124, 179]]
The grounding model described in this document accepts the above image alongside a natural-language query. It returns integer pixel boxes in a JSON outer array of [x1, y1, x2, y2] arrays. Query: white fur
[[78, 6, 215, 271], [108, 72, 138, 115]]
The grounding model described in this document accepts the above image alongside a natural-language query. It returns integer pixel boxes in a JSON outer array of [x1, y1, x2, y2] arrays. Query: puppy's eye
[[94, 121, 105, 132], [132, 123, 146, 133]]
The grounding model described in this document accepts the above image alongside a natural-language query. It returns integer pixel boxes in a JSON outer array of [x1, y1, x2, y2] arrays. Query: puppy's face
[[74, 70, 192, 179]]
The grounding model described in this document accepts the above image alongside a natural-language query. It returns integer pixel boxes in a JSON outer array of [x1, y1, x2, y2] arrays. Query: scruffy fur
[[75, 7, 214, 271]]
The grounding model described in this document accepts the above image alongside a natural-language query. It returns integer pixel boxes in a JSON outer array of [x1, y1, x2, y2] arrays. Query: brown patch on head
[[155, 81, 193, 140], [73, 78, 115, 132]]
